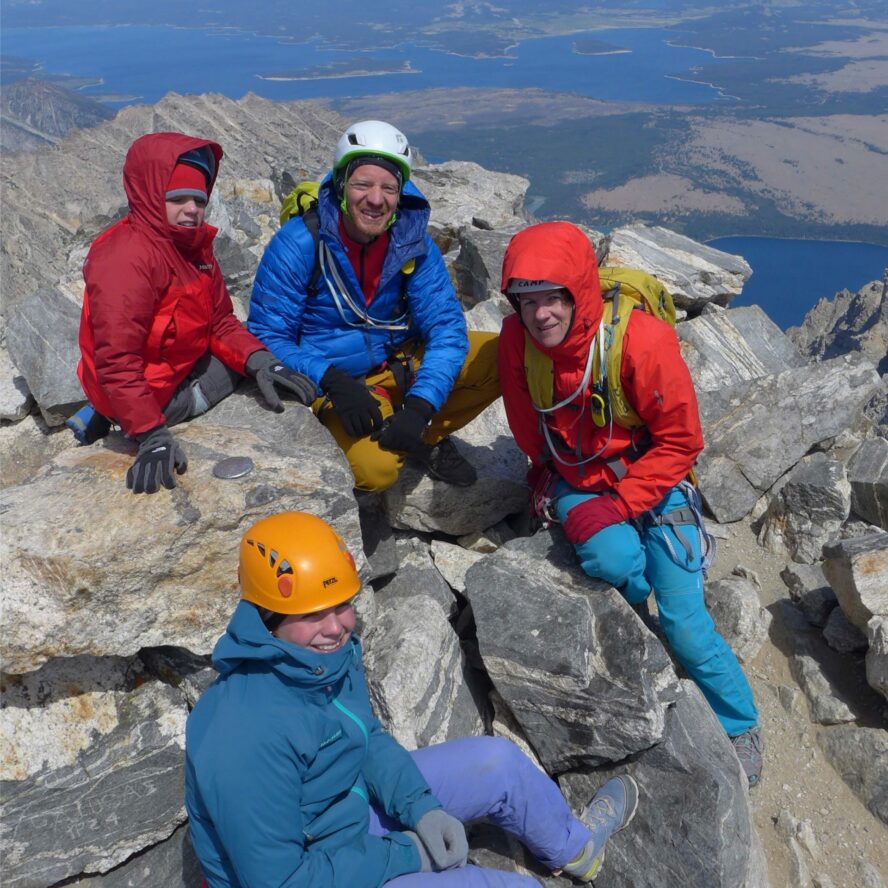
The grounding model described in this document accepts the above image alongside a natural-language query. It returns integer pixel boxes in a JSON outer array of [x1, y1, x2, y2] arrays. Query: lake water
[[2, 24, 731, 105], [4, 24, 884, 327], [707, 237, 888, 330]]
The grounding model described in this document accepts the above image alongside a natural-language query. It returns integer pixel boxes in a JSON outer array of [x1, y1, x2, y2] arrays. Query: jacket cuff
[[611, 490, 633, 521], [401, 792, 443, 830], [245, 349, 273, 375], [404, 396, 434, 421], [385, 831, 425, 877]]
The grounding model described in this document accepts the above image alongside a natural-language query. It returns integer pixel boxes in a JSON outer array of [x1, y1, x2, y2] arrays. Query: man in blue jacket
[[248, 120, 500, 492], [185, 512, 639, 887]]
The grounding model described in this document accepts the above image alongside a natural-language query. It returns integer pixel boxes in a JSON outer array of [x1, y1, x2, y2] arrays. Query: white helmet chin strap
[[319, 240, 410, 332]]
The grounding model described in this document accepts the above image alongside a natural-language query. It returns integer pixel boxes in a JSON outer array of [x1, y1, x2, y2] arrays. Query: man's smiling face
[[341, 164, 399, 244], [519, 289, 574, 348]]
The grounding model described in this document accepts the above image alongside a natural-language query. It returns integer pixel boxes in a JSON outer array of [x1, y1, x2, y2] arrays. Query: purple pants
[[370, 736, 591, 887]]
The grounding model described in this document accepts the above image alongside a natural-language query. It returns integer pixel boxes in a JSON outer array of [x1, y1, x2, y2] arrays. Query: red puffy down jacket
[[77, 131, 263, 437]]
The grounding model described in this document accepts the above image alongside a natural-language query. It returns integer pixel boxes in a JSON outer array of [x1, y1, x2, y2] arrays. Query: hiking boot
[[562, 775, 639, 882], [412, 437, 477, 487], [731, 727, 764, 788], [65, 404, 111, 445]]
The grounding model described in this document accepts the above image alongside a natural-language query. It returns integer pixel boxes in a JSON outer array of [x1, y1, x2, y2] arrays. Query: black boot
[[412, 438, 477, 487]]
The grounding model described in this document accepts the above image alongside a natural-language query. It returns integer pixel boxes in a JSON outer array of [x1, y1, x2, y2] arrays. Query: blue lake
[[2, 25, 731, 105], [4, 24, 884, 327], [707, 237, 888, 330]]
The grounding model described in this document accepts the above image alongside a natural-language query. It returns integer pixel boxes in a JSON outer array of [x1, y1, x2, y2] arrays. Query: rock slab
[[0, 391, 360, 673], [561, 682, 767, 888], [465, 530, 679, 772], [605, 224, 752, 311], [818, 726, 888, 826], [0, 682, 187, 888], [758, 453, 850, 564], [697, 354, 880, 523], [847, 437, 888, 531], [5, 286, 84, 425], [821, 532, 888, 632]]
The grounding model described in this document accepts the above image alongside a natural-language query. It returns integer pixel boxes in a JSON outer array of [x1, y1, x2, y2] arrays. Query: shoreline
[[663, 72, 740, 101], [664, 38, 762, 62], [257, 68, 419, 82], [706, 234, 888, 249]]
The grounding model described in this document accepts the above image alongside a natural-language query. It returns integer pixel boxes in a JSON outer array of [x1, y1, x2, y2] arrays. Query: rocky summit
[[1, 93, 887, 888]]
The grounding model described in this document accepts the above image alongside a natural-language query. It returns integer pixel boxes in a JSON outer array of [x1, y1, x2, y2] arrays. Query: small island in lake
[[258, 59, 417, 82], [572, 38, 630, 56]]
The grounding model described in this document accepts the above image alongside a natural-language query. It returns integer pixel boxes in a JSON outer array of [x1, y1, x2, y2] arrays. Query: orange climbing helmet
[[239, 512, 361, 615]]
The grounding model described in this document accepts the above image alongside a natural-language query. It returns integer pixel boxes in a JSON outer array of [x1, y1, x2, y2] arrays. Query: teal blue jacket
[[185, 601, 440, 887]]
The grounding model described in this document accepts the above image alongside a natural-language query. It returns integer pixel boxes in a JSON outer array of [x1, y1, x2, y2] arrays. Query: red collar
[[338, 218, 390, 305]]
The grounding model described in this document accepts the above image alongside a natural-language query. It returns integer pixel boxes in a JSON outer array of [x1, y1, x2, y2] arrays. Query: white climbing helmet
[[333, 120, 412, 184]]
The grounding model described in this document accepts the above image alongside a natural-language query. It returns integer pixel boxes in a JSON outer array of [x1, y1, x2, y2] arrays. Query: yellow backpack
[[279, 181, 321, 226], [524, 267, 675, 430]]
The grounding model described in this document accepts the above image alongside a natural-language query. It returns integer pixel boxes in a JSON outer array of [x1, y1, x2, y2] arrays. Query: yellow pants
[[314, 331, 501, 492]]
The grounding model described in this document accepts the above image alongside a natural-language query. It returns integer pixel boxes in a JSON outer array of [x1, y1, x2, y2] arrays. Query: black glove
[[320, 367, 384, 438], [370, 396, 434, 454], [246, 350, 316, 413], [413, 809, 468, 870], [126, 426, 187, 494]]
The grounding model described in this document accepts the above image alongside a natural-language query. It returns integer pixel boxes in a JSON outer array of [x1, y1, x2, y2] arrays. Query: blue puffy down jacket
[[248, 177, 469, 410], [185, 601, 440, 887]]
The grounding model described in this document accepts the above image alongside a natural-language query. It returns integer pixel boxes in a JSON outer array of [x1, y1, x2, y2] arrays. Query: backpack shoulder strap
[[301, 207, 323, 295], [523, 331, 555, 409], [600, 287, 645, 429]]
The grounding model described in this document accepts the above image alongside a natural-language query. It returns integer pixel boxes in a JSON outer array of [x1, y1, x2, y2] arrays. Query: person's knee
[[660, 611, 719, 668], [575, 531, 641, 587], [351, 453, 403, 492], [191, 356, 240, 410], [461, 332, 501, 390], [470, 736, 529, 781]]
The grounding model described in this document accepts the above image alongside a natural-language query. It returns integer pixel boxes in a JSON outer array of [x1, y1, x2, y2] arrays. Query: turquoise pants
[[555, 483, 759, 738]]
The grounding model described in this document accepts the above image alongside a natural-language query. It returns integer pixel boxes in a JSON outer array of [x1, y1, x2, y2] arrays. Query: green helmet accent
[[333, 120, 412, 184]]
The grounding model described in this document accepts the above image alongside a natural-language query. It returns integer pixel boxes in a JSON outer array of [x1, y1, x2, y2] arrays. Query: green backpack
[[524, 267, 676, 430]]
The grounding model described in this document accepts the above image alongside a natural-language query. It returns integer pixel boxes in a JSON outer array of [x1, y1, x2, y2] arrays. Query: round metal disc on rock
[[212, 456, 255, 480]]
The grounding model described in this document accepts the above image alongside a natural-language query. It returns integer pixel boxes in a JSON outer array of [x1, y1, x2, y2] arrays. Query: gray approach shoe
[[731, 727, 764, 788], [562, 774, 640, 882]]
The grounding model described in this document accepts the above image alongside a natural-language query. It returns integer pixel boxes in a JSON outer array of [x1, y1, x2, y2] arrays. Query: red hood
[[123, 131, 223, 253], [501, 221, 603, 363]]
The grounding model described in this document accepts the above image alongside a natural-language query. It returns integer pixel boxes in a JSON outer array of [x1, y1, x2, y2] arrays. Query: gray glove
[[414, 809, 468, 871], [126, 426, 187, 494], [403, 831, 433, 872], [246, 350, 316, 412]]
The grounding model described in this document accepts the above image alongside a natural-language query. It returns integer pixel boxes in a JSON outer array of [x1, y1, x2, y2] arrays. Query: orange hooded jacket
[[498, 221, 704, 519], [77, 132, 264, 437]]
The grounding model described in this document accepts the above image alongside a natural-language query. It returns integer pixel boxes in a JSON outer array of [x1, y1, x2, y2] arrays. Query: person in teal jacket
[[185, 512, 640, 887]]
